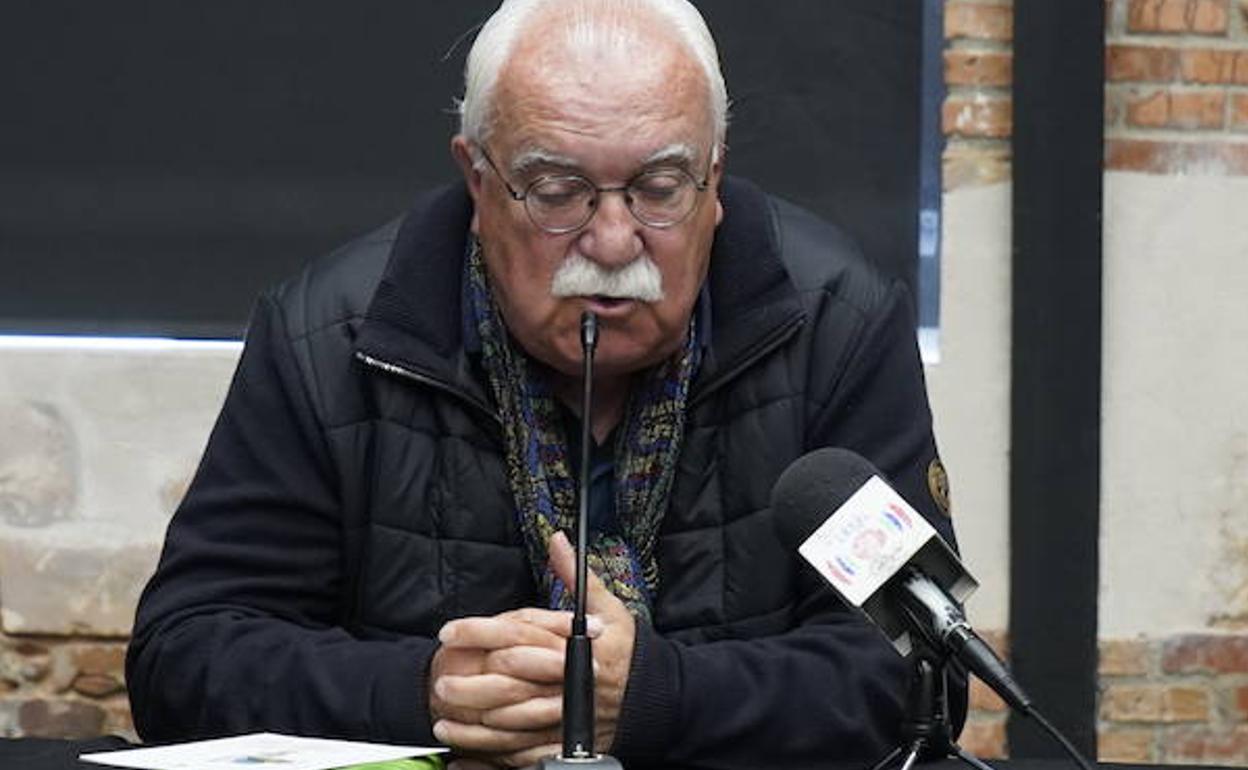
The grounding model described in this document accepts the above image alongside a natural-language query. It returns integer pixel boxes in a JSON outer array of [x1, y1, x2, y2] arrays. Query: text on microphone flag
[[796, 476, 938, 607]]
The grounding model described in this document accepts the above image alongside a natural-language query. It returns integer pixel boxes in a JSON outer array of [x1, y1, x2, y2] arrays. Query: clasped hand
[[429, 532, 636, 768]]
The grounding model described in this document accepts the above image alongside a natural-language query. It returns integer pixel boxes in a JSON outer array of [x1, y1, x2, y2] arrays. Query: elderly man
[[127, 1, 962, 768]]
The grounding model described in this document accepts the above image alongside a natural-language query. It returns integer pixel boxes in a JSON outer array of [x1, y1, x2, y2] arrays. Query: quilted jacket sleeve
[[125, 293, 440, 744]]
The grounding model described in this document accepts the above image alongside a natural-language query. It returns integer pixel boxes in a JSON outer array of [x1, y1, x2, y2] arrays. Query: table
[[0, 739, 1238, 770]]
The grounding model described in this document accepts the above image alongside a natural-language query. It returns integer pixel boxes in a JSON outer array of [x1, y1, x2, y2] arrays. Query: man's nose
[[575, 190, 643, 269]]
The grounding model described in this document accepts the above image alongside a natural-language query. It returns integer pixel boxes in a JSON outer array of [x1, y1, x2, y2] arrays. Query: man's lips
[[580, 295, 639, 317]]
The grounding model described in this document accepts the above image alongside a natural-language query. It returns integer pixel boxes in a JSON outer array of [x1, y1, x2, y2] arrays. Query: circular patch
[[927, 456, 951, 517]]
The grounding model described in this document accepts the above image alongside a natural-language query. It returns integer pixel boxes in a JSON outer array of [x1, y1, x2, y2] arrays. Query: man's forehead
[[505, 142, 701, 177], [493, 9, 708, 119]]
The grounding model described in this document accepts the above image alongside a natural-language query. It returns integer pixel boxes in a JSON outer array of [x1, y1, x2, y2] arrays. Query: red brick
[[1181, 49, 1238, 83], [1099, 639, 1153, 676], [1193, 0, 1233, 29], [1170, 90, 1226, 127], [1100, 684, 1211, 723], [1237, 53, 1248, 84], [942, 146, 1013, 189], [946, 2, 1014, 41], [1128, 0, 1230, 34], [71, 645, 125, 678], [1164, 726, 1248, 765], [1126, 90, 1173, 126], [977, 628, 1010, 659], [1106, 138, 1248, 174], [1193, 0, 1231, 30], [17, 698, 106, 739], [1132, 0, 1195, 31], [946, 50, 1013, 87], [1125, 89, 1226, 128], [1163, 634, 1248, 673], [1230, 684, 1248, 721], [1234, 93, 1248, 130], [72, 673, 124, 698], [970, 677, 1009, 712], [1107, 45, 1179, 81], [960, 719, 1008, 759], [12, 640, 48, 658], [944, 97, 1013, 138], [1099, 728, 1157, 763]]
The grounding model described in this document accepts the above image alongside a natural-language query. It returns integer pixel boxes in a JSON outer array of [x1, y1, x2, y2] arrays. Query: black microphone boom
[[539, 311, 623, 770]]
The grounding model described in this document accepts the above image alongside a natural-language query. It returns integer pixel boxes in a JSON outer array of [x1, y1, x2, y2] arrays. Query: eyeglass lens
[[525, 170, 698, 232]]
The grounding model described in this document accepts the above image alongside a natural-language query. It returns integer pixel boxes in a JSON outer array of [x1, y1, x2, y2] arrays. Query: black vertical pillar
[[1008, 0, 1103, 759]]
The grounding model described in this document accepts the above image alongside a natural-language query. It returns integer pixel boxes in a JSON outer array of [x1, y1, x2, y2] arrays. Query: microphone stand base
[[537, 754, 624, 770], [868, 657, 998, 770]]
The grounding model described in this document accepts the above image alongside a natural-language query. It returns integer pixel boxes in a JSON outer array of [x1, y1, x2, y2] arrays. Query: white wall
[[925, 181, 1014, 632], [0, 343, 237, 634], [1100, 171, 1248, 638]]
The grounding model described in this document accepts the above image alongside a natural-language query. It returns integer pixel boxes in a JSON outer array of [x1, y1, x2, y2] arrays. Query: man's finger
[[495, 606, 604, 639], [480, 694, 562, 730], [433, 719, 561, 754], [435, 672, 561, 710], [547, 531, 626, 617], [439, 615, 566, 650], [484, 645, 566, 683], [497, 606, 572, 634], [500, 743, 565, 769]]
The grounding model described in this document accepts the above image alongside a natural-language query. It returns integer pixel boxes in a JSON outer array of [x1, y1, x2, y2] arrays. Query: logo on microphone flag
[[797, 476, 937, 607]]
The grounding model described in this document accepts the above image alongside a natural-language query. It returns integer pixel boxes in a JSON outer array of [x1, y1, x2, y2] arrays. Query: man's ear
[[710, 152, 725, 227], [450, 135, 482, 234]]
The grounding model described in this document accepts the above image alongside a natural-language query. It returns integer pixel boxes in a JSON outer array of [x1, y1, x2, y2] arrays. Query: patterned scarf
[[465, 241, 699, 622]]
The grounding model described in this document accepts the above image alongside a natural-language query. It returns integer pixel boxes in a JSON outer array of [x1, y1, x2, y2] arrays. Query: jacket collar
[[355, 176, 805, 406]]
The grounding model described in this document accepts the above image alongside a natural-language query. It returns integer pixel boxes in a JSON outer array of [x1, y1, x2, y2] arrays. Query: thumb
[[548, 531, 623, 618], [547, 530, 577, 589]]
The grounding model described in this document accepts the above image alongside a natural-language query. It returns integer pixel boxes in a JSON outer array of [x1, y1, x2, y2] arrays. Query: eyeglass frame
[[475, 144, 715, 235]]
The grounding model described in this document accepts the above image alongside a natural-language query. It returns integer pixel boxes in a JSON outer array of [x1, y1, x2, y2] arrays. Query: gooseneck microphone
[[539, 311, 623, 770]]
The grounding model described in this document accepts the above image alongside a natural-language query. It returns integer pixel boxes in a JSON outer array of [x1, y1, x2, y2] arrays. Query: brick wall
[[0, 349, 236, 740], [943, 0, 1014, 191], [0, 636, 132, 740], [943, 1, 1248, 765], [1106, 0, 1248, 174], [1099, 635, 1248, 764]]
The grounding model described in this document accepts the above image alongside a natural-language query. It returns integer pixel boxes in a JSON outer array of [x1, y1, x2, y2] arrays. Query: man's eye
[[531, 179, 588, 207], [633, 173, 684, 201]]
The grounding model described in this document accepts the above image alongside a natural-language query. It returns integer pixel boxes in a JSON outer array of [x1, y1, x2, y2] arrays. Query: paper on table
[[80, 732, 445, 770]]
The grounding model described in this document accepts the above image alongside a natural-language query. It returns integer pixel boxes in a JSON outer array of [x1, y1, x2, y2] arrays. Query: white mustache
[[549, 252, 665, 303]]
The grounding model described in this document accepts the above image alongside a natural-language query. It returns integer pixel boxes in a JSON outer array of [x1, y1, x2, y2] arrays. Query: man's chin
[[592, 336, 684, 378]]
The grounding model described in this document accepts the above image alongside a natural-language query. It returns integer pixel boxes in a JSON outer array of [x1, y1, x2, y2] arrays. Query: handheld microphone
[[540, 311, 623, 770], [769, 448, 1032, 714]]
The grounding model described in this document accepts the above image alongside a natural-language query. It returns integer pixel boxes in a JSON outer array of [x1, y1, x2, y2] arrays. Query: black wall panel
[[1, 1, 919, 337]]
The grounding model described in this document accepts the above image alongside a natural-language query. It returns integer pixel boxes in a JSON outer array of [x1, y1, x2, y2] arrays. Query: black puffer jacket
[[127, 176, 961, 769]]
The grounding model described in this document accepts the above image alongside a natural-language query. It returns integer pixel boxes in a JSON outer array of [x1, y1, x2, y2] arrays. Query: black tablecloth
[[0, 740, 1238, 770], [2, 736, 132, 769]]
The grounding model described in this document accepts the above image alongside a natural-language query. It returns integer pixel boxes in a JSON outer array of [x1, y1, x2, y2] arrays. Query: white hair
[[458, 0, 729, 158]]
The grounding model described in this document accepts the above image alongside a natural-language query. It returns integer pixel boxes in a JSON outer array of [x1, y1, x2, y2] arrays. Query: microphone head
[[770, 447, 880, 550]]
